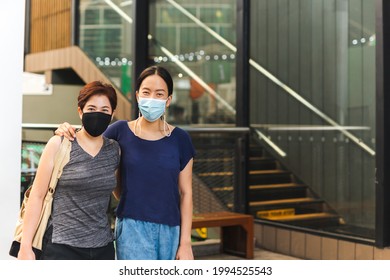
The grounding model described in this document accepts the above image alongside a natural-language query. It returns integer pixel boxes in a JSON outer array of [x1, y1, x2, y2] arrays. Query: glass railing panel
[[149, 0, 237, 125], [79, 0, 133, 99], [188, 130, 241, 213], [249, 0, 375, 238]]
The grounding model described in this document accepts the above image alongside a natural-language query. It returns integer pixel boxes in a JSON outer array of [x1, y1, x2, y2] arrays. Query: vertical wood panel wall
[[30, 0, 72, 53]]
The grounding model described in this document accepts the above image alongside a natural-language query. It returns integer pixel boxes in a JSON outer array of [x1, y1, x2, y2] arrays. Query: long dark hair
[[136, 66, 173, 96]]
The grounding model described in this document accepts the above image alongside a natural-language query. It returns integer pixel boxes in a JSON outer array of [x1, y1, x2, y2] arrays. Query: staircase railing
[[166, 0, 374, 157], [184, 127, 250, 213]]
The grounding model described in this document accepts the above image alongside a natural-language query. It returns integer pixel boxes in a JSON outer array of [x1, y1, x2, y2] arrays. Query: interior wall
[[22, 84, 82, 142], [0, 0, 25, 260]]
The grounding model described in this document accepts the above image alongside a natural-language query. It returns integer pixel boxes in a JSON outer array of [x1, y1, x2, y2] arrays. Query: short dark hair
[[78, 81, 117, 111], [136, 66, 173, 96]]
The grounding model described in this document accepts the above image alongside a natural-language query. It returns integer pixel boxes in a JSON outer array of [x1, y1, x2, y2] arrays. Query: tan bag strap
[[45, 137, 71, 198]]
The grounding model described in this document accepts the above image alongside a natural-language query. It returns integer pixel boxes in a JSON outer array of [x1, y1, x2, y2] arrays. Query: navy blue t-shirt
[[104, 120, 195, 226]]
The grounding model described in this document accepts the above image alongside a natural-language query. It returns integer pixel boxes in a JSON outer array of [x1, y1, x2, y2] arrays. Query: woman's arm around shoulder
[[55, 122, 76, 141]]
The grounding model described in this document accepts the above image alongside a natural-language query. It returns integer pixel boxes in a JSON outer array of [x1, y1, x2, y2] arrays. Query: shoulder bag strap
[[46, 137, 71, 196]]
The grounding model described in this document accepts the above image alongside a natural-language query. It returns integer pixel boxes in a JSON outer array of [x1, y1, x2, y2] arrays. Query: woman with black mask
[[18, 81, 120, 260]]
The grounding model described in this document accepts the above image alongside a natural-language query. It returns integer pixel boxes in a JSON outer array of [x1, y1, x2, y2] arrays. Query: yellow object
[[257, 208, 295, 219], [195, 227, 208, 239]]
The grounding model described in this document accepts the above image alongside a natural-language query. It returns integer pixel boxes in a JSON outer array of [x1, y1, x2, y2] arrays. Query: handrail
[[180, 126, 249, 133], [22, 123, 247, 133], [150, 37, 236, 115], [166, 0, 236, 52], [248, 60, 375, 157], [252, 124, 371, 131], [103, 0, 132, 24], [102, 0, 236, 116], [252, 124, 371, 158], [166, 0, 375, 157], [172, 125, 286, 158], [22, 123, 82, 130], [254, 129, 287, 158]]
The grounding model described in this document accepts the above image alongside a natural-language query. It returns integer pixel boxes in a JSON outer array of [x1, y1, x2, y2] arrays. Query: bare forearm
[[20, 195, 44, 248], [179, 192, 193, 245]]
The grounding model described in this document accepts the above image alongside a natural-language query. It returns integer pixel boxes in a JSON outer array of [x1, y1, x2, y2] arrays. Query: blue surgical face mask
[[138, 97, 168, 122]]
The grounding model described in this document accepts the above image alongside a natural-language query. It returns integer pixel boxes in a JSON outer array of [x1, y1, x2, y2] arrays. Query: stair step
[[249, 157, 278, 170], [249, 183, 307, 201], [211, 186, 234, 192], [250, 183, 305, 190], [249, 148, 264, 157], [198, 171, 233, 177], [250, 197, 318, 207], [195, 157, 233, 163], [262, 212, 338, 222], [249, 156, 268, 160], [194, 157, 234, 172], [250, 156, 278, 161], [258, 211, 341, 228], [249, 170, 288, 175], [249, 170, 292, 185]]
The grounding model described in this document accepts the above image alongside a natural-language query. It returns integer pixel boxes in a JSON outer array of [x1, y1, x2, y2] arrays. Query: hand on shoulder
[[55, 122, 76, 140]]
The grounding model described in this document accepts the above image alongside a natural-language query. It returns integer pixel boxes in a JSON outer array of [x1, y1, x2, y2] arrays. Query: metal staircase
[[247, 144, 341, 228], [191, 131, 343, 230]]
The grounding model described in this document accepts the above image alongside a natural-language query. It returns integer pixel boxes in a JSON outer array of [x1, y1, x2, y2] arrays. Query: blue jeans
[[115, 217, 180, 260]]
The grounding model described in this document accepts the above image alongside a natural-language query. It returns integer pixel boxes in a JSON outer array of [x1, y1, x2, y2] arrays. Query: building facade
[[21, 0, 390, 259]]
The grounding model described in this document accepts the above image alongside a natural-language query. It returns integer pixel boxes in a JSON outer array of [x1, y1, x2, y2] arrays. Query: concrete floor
[[195, 247, 301, 260]]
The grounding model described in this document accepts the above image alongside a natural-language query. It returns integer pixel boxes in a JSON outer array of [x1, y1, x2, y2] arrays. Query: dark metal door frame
[[376, 0, 390, 247]]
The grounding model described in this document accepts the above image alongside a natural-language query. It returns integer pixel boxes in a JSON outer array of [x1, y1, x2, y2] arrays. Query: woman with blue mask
[[56, 66, 195, 260]]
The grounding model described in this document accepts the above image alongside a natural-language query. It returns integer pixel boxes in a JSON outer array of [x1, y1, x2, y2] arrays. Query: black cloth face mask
[[82, 112, 112, 137]]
